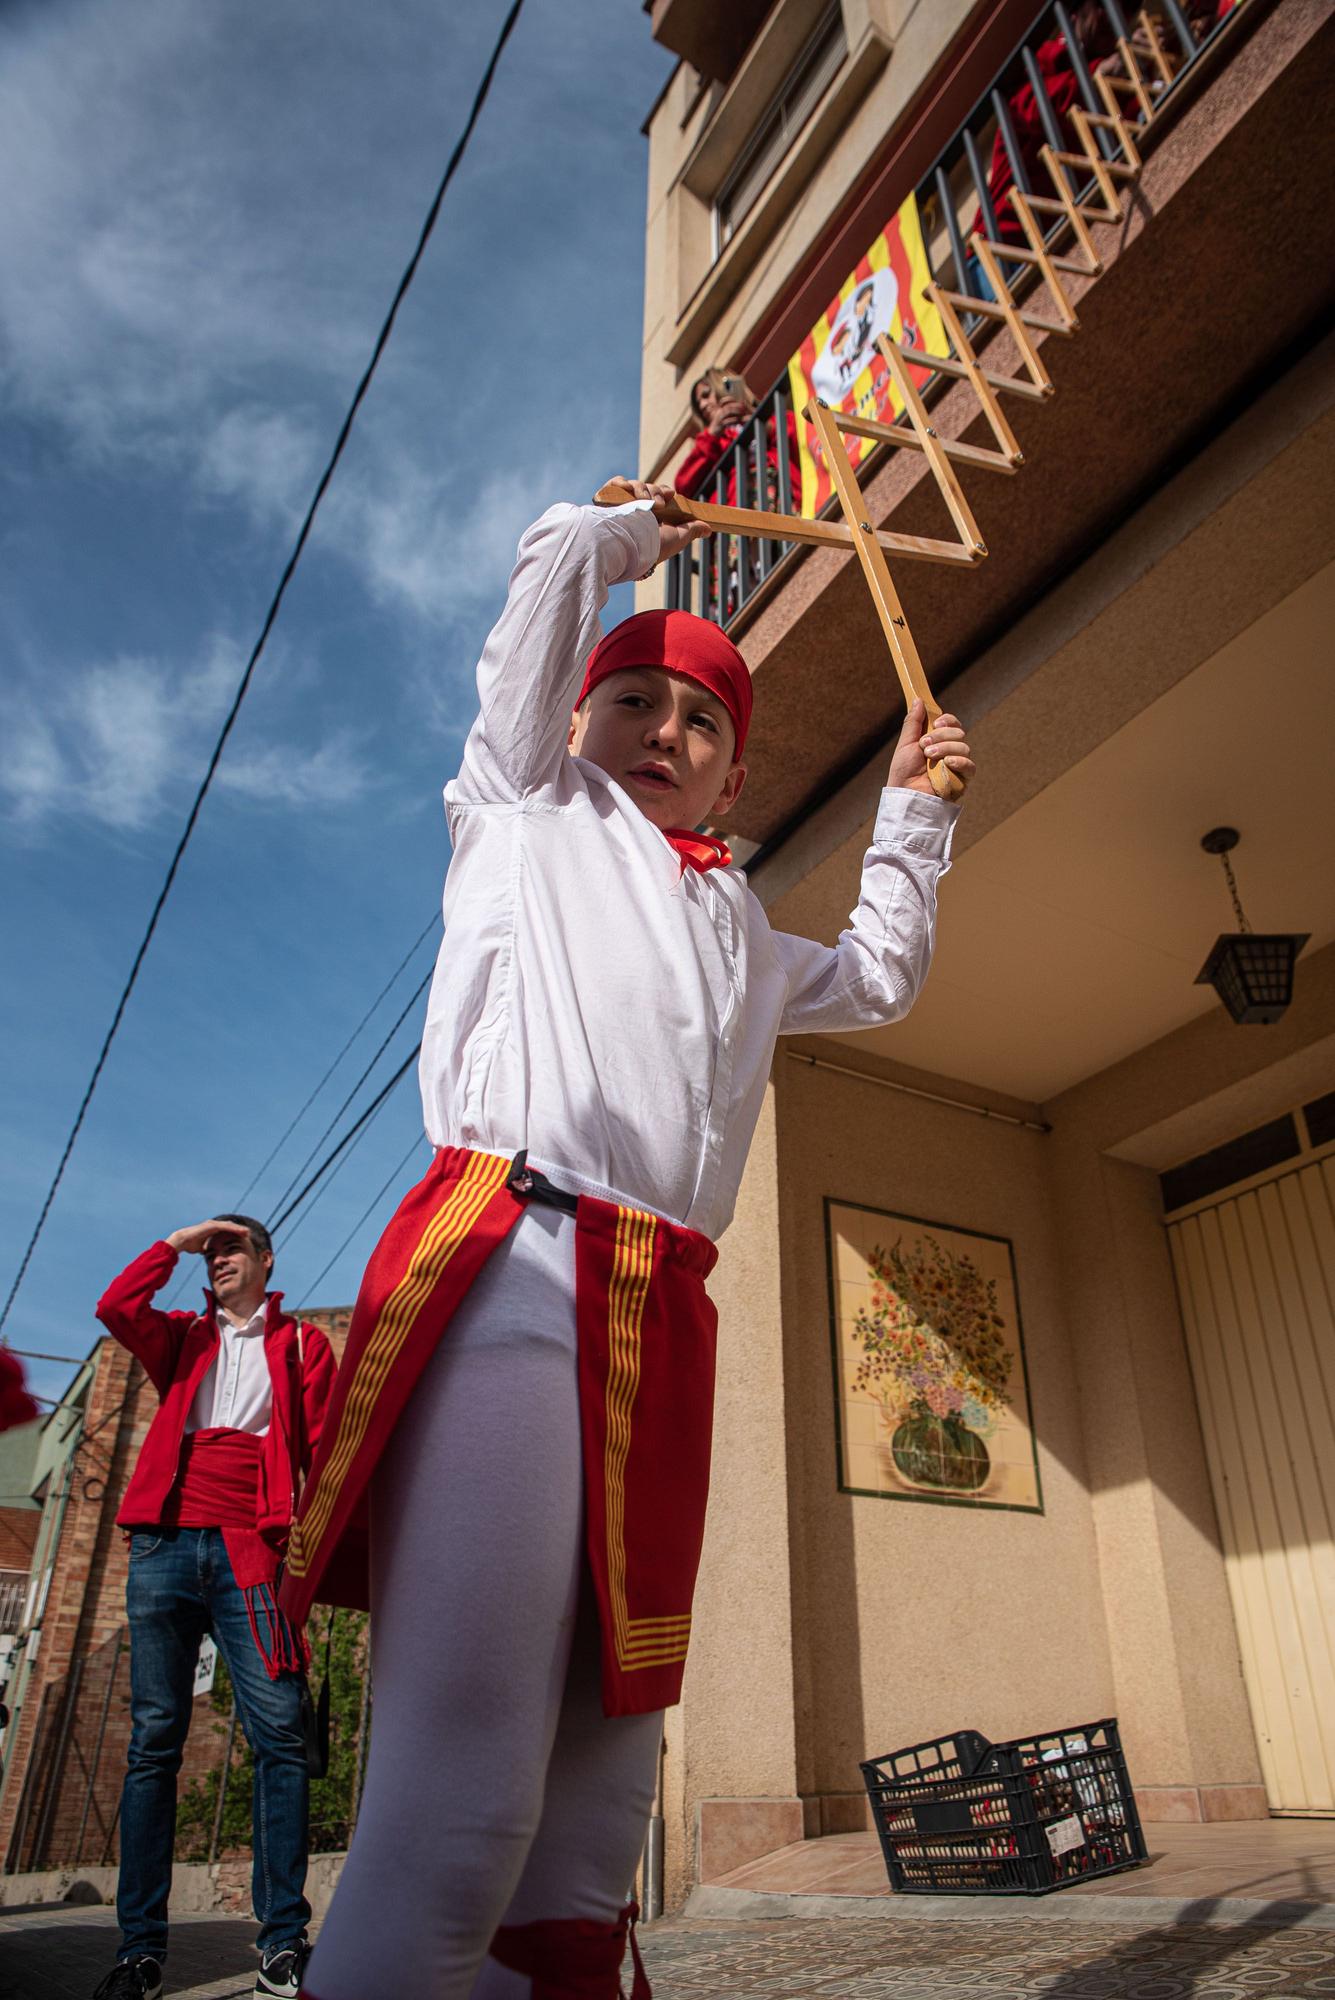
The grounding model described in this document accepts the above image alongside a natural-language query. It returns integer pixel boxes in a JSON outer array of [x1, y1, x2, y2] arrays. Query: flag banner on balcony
[[786, 193, 946, 517]]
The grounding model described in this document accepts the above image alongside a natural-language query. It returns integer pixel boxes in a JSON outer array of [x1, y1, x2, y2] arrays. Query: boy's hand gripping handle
[[594, 477, 694, 522]]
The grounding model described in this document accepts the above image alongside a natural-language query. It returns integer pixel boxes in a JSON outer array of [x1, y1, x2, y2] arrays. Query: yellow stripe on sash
[[288, 1151, 511, 1579], [603, 1206, 693, 1671]]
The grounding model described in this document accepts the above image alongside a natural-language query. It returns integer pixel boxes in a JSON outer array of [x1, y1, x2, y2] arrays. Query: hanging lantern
[[1194, 828, 1308, 1026]]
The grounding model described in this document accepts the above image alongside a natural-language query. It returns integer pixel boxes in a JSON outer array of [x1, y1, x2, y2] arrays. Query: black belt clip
[[506, 1148, 579, 1216]]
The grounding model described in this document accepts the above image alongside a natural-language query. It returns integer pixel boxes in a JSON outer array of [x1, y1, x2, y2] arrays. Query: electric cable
[[233, 910, 438, 1211], [0, 0, 527, 1336], [266, 967, 432, 1224], [271, 1071, 402, 1252], [268, 1044, 421, 1236], [293, 1133, 428, 1309], [2, 1348, 92, 1366], [156, 911, 438, 1310]]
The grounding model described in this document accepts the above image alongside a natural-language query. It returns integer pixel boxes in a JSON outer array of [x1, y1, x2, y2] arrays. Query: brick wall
[[0, 1510, 38, 1573], [0, 1340, 221, 1867], [303, 1305, 351, 1362], [0, 1300, 352, 1871]]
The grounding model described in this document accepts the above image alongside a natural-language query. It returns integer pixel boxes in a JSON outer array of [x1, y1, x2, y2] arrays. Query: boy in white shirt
[[286, 483, 972, 2000]]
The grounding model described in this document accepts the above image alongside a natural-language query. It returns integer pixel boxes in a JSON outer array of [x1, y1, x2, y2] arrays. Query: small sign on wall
[[194, 1635, 218, 1699]]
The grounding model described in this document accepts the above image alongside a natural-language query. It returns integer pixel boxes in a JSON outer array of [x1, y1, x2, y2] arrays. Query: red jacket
[[97, 1241, 337, 1545], [674, 410, 801, 507], [977, 37, 1081, 246]]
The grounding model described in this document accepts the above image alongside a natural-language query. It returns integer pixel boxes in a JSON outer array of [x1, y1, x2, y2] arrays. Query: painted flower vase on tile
[[889, 1406, 990, 1492]]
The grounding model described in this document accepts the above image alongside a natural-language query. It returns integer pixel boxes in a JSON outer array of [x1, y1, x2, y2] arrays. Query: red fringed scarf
[[162, 1428, 307, 1679]]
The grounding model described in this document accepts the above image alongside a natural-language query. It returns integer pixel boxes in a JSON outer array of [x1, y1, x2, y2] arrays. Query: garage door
[[1168, 1149, 1335, 1816]]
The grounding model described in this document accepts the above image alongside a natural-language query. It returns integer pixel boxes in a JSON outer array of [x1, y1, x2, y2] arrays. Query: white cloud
[[199, 406, 322, 526], [0, 638, 370, 834], [216, 735, 370, 808], [0, 1, 650, 640]]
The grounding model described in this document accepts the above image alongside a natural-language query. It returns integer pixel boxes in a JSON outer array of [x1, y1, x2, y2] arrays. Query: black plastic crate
[[860, 1718, 1147, 1896]]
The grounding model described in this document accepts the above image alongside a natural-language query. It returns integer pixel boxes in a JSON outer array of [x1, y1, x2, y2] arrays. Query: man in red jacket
[[91, 1215, 336, 2000]]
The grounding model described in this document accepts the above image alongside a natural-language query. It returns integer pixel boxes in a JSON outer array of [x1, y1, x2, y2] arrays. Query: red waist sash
[[280, 1145, 719, 1717], [145, 1429, 305, 1681], [166, 1428, 262, 1528]]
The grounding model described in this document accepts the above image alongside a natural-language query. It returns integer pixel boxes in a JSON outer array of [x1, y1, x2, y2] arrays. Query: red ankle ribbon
[[490, 1899, 651, 1998]]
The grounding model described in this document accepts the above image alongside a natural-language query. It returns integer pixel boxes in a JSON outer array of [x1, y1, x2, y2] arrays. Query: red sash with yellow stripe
[[575, 1199, 717, 1716], [280, 1146, 718, 1717]]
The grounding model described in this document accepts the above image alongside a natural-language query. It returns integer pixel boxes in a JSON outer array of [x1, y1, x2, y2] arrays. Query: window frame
[[712, 3, 848, 261]]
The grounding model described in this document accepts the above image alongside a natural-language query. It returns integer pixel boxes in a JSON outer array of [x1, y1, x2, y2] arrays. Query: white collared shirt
[[419, 500, 957, 1243], [186, 1302, 272, 1435]]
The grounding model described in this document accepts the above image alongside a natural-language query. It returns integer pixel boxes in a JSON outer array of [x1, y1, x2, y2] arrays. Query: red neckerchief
[[664, 829, 732, 875]]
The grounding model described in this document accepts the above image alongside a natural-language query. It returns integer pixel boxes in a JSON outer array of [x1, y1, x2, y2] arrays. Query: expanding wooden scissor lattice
[[598, 10, 1188, 804]]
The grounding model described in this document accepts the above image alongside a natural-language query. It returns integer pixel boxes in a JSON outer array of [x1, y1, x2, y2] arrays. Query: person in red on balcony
[[90, 1216, 336, 2000], [673, 366, 800, 510], [971, 2, 1120, 262]]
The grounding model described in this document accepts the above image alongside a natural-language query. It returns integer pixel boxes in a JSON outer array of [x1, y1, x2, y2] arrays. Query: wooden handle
[[593, 478, 699, 528], [927, 756, 966, 804], [594, 468, 966, 803]]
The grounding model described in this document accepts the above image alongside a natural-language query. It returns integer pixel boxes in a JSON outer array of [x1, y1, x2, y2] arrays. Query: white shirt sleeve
[[450, 499, 662, 805], [769, 788, 958, 1035]]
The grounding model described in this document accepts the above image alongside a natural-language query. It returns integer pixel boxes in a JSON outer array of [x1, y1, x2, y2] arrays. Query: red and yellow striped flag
[[786, 192, 946, 517]]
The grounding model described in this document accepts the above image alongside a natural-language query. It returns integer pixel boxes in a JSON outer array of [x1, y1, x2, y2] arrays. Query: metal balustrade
[[663, 0, 1245, 626]]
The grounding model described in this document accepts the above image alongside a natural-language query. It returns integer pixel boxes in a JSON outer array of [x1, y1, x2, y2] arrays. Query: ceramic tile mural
[[826, 1199, 1042, 1512]]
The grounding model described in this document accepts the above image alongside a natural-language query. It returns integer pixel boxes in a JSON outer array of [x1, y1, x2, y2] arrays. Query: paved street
[[5, 1904, 1335, 1999]]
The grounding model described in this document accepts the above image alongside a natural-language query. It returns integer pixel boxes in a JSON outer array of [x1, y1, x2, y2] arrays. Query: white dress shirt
[[419, 500, 957, 1243], [186, 1303, 272, 1435]]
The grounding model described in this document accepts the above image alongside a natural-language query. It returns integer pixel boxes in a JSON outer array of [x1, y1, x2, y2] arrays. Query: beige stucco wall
[[1041, 942, 1335, 1803], [668, 1082, 804, 1907], [640, 0, 982, 486], [672, 953, 1335, 1885], [773, 1042, 1116, 1806]]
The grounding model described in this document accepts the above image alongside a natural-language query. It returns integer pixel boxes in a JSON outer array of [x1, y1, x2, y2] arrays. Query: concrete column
[[669, 1081, 807, 1905]]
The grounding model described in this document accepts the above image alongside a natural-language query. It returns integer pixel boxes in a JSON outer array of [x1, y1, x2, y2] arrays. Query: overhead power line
[[295, 1131, 429, 1309], [272, 1071, 401, 1251], [269, 1044, 421, 1236], [233, 911, 438, 1211], [157, 911, 439, 1311], [0, 0, 527, 1337], [266, 967, 432, 1224]]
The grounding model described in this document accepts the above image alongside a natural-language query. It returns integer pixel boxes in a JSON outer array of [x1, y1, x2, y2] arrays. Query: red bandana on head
[[577, 609, 753, 757]]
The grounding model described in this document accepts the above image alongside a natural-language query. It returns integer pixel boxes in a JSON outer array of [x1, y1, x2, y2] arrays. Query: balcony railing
[[0, 1573, 26, 1637], [663, 0, 1246, 626]]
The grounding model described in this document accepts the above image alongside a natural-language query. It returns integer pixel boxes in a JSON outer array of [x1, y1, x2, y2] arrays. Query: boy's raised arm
[[452, 499, 660, 805], [773, 701, 970, 1033], [772, 788, 958, 1036]]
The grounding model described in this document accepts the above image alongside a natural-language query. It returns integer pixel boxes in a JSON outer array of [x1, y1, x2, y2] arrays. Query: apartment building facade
[[637, 0, 1335, 1906]]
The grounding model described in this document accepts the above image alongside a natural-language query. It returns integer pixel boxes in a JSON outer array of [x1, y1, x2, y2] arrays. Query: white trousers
[[307, 1204, 663, 1999]]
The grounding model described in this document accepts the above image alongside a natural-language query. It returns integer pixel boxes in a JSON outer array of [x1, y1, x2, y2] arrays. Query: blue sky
[[0, 0, 674, 1411]]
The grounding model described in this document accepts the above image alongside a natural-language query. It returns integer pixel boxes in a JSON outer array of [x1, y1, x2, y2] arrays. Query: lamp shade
[[1195, 933, 1309, 1025]]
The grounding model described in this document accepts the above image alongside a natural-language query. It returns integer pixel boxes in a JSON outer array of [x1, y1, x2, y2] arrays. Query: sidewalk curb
[[684, 1883, 1335, 1931]]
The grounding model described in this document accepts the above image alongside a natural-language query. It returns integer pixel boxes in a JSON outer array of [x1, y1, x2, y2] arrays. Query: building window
[[713, 5, 847, 257]]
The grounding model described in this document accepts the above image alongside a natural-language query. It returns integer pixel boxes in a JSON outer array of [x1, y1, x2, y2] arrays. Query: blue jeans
[[964, 249, 998, 303], [118, 1526, 310, 1963]]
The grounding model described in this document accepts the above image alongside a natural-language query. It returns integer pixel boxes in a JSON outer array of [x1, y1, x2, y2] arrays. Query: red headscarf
[[577, 610, 752, 758]]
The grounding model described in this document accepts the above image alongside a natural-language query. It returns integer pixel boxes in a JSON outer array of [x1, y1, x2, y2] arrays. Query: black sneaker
[[92, 1961, 163, 2000], [254, 1938, 312, 1998]]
